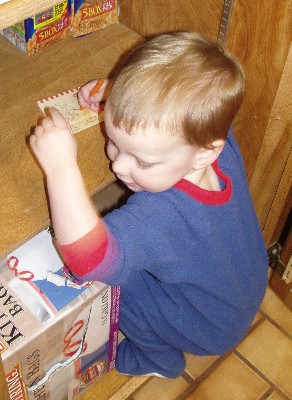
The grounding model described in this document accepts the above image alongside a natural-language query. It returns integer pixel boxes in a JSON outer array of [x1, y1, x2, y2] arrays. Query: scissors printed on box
[[6, 256, 34, 281]]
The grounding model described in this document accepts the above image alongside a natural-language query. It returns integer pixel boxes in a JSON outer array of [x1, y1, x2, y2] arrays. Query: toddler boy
[[30, 31, 268, 378]]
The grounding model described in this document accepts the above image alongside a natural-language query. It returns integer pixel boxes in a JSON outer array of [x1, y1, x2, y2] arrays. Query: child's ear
[[193, 140, 225, 169]]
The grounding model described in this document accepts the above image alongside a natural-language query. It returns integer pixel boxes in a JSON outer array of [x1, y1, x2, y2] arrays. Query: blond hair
[[106, 31, 245, 148]]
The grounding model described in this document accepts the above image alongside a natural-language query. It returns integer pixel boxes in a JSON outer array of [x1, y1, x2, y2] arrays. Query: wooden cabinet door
[[249, 42, 292, 245], [119, 0, 292, 245], [226, 0, 292, 245]]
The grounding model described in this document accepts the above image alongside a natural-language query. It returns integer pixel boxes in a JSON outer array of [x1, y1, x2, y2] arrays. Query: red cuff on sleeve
[[57, 222, 108, 276]]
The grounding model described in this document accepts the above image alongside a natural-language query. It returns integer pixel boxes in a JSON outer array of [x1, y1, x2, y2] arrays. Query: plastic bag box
[[0, 228, 120, 400]]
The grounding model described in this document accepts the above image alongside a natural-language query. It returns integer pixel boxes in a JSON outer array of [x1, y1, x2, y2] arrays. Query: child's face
[[104, 111, 200, 192]]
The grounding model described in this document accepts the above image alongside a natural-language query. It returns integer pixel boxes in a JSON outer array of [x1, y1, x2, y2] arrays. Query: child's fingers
[[89, 93, 102, 104], [34, 125, 44, 136], [30, 125, 43, 147], [87, 79, 101, 92], [41, 116, 54, 129], [78, 79, 103, 109], [31, 125, 45, 142], [79, 97, 90, 110], [89, 79, 104, 96], [88, 82, 105, 103], [90, 102, 101, 113], [49, 107, 68, 127], [78, 80, 97, 101]]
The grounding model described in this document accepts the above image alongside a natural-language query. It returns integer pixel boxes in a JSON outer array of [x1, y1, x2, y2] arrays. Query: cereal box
[[0, 228, 120, 399], [2, 1, 71, 55], [71, 0, 119, 37]]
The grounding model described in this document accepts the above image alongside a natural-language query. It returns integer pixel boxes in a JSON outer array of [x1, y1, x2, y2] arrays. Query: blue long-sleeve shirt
[[59, 129, 268, 355]]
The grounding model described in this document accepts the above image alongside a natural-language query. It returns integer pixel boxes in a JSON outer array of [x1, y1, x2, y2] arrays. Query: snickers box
[[0, 228, 120, 399]]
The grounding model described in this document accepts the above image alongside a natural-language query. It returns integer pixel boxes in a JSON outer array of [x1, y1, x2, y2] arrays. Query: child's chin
[[123, 181, 140, 191]]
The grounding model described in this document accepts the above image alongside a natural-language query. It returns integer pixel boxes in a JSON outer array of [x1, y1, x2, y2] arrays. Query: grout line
[[258, 387, 275, 400], [250, 312, 266, 330], [177, 351, 233, 399], [122, 315, 288, 399], [234, 350, 291, 400], [177, 317, 267, 400], [181, 369, 195, 384], [176, 314, 282, 400], [259, 311, 292, 339]]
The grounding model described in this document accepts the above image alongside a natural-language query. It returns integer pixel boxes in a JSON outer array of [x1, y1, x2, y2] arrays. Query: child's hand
[[78, 79, 113, 113], [30, 108, 78, 175]]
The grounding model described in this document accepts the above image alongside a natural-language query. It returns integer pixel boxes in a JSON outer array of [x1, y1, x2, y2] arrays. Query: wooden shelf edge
[[108, 376, 150, 400], [0, 0, 63, 30]]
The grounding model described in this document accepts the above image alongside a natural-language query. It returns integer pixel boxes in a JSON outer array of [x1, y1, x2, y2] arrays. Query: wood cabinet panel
[[119, 0, 224, 39], [227, 1, 292, 236], [119, 0, 292, 236], [249, 42, 292, 233], [0, 23, 143, 257], [0, 21, 145, 400], [227, 0, 292, 180]]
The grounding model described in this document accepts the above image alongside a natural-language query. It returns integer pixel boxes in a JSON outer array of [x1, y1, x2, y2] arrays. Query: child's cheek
[[132, 174, 153, 190], [106, 142, 118, 162]]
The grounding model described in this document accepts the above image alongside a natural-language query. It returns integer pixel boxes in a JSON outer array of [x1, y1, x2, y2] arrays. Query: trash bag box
[[0, 228, 120, 400]]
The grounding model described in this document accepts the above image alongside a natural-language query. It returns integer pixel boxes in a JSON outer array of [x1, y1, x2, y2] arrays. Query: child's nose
[[112, 154, 130, 176]]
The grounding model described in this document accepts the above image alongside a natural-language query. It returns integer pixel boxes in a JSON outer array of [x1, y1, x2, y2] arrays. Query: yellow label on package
[[33, 3, 68, 29]]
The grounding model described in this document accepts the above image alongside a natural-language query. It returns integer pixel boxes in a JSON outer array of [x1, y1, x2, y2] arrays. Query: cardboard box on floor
[[0, 228, 120, 400]]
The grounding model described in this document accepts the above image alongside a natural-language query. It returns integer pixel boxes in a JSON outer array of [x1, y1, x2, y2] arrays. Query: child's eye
[[137, 161, 153, 169]]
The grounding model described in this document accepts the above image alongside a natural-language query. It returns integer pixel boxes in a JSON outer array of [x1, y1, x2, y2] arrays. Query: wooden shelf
[[0, 22, 143, 258], [0, 0, 66, 29], [0, 22, 144, 400], [77, 370, 149, 400]]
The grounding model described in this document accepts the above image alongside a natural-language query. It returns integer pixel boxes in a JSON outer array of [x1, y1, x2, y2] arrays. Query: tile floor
[[93, 182, 292, 400], [127, 286, 292, 400]]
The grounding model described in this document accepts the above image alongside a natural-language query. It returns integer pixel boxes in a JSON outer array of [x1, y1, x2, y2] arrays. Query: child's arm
[[78, 78, 113, 113], [30, 108, 100, 245]]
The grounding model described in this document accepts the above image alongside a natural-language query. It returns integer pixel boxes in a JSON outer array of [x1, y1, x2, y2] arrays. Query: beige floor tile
[[266, 392, 287, 400], [185, 353, 219, 379], [251, 312, 263, 326], [185, 353, 269, 400], [260, 286, 292, 335], [132, 376, 189, 400], [237, 320, 292, 398]]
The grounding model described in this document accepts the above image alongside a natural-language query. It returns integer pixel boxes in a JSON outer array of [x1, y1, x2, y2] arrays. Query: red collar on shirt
[[173, 161, 232, 205]]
